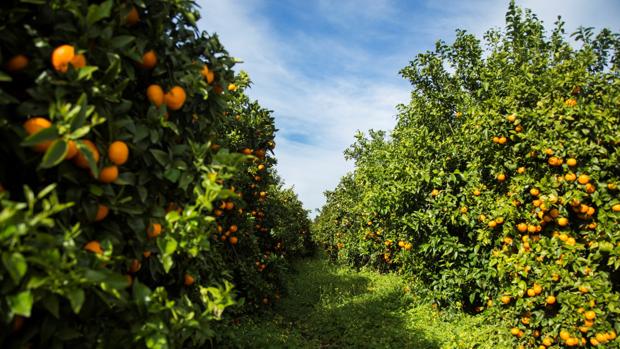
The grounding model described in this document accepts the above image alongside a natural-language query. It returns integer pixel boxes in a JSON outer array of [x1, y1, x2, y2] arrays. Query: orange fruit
[[108, 141, 129, 165], [146, 84, 164, 107], [201, 65, 215, 84], [51, 44, 75, 72], [473, 189, 481, 196], [548, 156, 563, 166], [612, 204, 620, 212], [557, 217, 568, 227], [527, 288, 536, 297], [74, 140, 100, 168], [228, 83, 237, 91], [128, 259, 141, 273], [506, 114, 516, 122], [498, 136, 507, 144], [70, 54, 86, 69], [579, 285, 589, 293], [225, 202, 234, 210], [84, 241, 103, 255], [560, 330, 571, 340], [140, 50, 157, 69], [530, 188, 540, 196], [143, 250, 152, 258], [6, 54, 29, 72], [546, 295, 556, 304], [565, 337, 578, 346], [585, 183, 596, 194], [497, 173, 506, 182], [517, 166, 525, 174], [229, 225, 238, 233], [23, 117, 53, 152], [515, 125, 523, 132], [584, 310, 596, 320], [229, 236, 238, 245], [125, 6, 140, 26], [565, 172, 576, 181], [184, 274, 195, 286], [65, 140, 78, 160], [95, 204, 109, 221], [99, 165, 119, 183], [533, 283, 542, 294], [147, 223, 162, 239], [501, 295, 511, 304], [164, 86, 186, 110], [577, 174, 590, 185], [542, 337, 553, 346], [460, 206, 468, 214], [567, 158, 577, 166], [511, 327, 520, 336], [431, 189, 439, 196], [258, 164, 266, 171], [565, 98, 577, 107], [590, 338, 600, 346]]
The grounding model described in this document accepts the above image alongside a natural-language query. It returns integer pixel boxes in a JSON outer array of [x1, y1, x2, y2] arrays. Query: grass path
[[225, 256, 512, 348]]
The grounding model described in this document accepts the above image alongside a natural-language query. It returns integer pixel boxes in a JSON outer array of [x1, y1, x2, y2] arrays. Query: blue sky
[[198, 0, 620, 215]]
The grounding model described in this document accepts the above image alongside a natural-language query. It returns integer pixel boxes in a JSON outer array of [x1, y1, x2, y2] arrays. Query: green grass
[[223, 256, 512, 349]]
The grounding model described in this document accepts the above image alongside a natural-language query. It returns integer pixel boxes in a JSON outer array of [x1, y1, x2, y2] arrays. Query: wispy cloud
[[198, 0, 620, 215]]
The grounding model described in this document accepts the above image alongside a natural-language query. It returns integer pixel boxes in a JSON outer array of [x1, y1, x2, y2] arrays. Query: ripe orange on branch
[[108, 141, 129, 165], [74, 140, 100, 169], [147, 85, 164, 107], [6, 54, 29, 72], [139, 50, 157, 69], [23, 117, 53, 152], [164, 86, 186, 110]]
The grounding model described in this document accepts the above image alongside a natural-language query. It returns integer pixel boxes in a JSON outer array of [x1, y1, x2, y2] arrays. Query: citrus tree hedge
[[0, 0, 310, 348], [314, 3, 619, 348]]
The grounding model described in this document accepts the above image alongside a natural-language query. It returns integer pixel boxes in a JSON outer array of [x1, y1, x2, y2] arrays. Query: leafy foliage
[[0, 0, 310, 348], [315, 2, 620, 348]]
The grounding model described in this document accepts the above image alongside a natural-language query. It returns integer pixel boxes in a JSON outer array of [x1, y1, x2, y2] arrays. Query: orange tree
[[314, 2, 619, 348], [0, 0, 309, 348], [208, 72, 313, 310]]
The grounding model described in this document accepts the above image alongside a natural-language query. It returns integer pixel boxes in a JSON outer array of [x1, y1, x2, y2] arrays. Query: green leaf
[[2, 252, 28, 283], [40, 139, 68, 168], [66, 288, 85, 314], [150, 149, 169, 166], [0, 71, 13, 82], [132, 279, 152, 306], [21, 126, 58, 147], [42, 294, 60, 318], [86, 0, 113, 26], [164, 237, 178, 255], [101, 273, 131, 290], [77, 66, 99, 80], [164, 168, 181, 182], [109, 35, 135, 49], [8, 290, 33, 317]]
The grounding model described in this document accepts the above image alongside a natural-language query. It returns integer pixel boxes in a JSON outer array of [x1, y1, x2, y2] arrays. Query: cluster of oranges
[[482, 101, 619, 347]]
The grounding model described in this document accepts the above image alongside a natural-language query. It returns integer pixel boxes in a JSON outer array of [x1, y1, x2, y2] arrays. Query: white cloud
[[198, 0, 619, 216]]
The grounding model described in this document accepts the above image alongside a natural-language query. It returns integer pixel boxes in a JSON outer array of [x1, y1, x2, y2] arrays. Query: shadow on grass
[[224, 257, 440, 349]]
